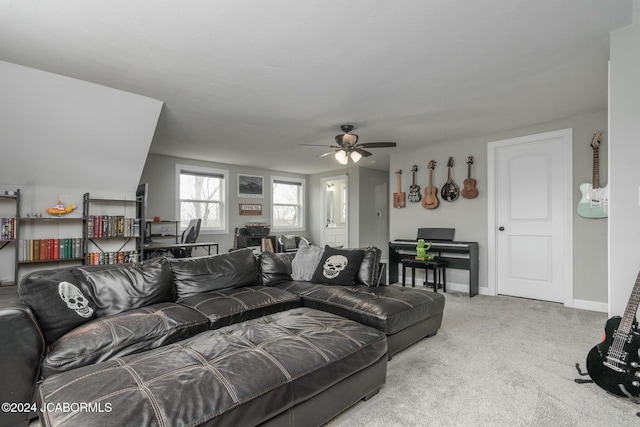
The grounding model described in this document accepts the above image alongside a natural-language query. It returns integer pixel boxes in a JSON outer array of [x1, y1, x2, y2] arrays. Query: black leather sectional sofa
[[0, 247, 444, 427]]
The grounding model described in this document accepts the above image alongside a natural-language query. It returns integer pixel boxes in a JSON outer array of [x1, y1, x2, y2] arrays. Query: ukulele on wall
[[577, 131, 608, 218], [408, 165, 421, 202], [393, 170, 406, 208], [461, 156, 478, 199], [422, 160, 439, 209], [585, 269, 640, 400], [440, 157, 459, 202]]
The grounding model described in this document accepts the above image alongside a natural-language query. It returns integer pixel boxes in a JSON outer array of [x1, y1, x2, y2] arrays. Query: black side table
[[400, 258, 448, 292]]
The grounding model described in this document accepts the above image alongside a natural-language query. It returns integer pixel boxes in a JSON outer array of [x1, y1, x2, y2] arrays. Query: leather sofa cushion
[[357, 246, 382, 287], [19, 258, 174, 344], [41, 302, 209, 378], [275, 282, 445, 335], [178, 285, 300, 329], [38, 308, 387, 427], [171, 249, 259, 300], [78, 257, 174, 317], [259, 251, 295, 286]]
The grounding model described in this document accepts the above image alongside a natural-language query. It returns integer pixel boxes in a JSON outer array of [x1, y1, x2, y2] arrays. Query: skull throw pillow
[[311, 246, 364, 286], [18, 268, 96, 343]]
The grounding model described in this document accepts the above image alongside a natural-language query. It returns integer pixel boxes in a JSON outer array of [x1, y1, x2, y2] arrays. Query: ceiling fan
[[302, 125, 397, 165]]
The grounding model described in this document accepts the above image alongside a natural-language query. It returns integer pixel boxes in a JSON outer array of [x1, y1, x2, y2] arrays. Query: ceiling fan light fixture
[[342, 133, 358, 145], [350, 151, 362, 163], [335, 150, 348, 165]]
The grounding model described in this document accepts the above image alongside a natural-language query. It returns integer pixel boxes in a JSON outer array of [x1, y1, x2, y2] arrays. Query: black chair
[[171, 219, 201, 258]]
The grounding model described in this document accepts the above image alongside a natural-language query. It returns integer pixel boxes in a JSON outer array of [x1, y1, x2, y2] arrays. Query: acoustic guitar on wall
[[440, 157, 459, 202], [422, 160, 439, 209], [393, 170, 406, 208], [461, 156, 478, 199], [408, 165, 421, 202], [585, 269, 640, 400], [577, 131, 608, 218]]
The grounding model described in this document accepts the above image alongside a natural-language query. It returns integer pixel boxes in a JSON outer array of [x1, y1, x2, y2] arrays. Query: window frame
[[271, 175, 305, 232], [175, 164, 229, 234]]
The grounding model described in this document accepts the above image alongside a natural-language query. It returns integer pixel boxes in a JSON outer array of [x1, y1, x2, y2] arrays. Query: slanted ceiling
[[0, 60, 162, 192]]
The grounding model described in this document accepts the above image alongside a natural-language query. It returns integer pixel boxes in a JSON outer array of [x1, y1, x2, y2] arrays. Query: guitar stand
[[574, 363, 594, 384], [575, 363, 640, 419]]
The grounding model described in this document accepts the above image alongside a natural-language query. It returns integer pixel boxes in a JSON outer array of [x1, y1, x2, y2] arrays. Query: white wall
[[0, 61, 162, 191], [390, 109, 608, 306], [609, 17, 640, 316]]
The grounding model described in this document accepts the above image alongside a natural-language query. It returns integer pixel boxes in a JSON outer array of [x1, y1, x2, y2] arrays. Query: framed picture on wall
[[238, 174, 264, 198], [239, 203, 262, 216]]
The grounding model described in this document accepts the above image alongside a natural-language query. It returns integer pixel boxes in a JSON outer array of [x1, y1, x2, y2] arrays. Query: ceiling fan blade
[[355, 148, 373, 157], [300, 144, 341, 148], [317, 150, 338, 158], [357, 142, 397, 148]]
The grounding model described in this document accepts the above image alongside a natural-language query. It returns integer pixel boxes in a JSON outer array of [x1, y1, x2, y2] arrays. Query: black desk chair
[[171, 219, 201, 258]]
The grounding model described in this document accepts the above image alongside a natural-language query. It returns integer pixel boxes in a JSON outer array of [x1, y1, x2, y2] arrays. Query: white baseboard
[[396, 278, 606, 311], [572, 299, 608, 313], [397, 278, 492, 296]]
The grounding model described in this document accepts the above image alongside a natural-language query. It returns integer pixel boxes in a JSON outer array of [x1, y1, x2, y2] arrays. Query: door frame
[[487, 128, 573, 306], [320, 175, 348, 248]]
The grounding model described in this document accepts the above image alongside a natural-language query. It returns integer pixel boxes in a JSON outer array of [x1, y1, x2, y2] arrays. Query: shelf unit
[[83, 193, 144, 264], [0, 189, 19, 285], [234, 227, 276, 254], [17, 210, 85, 288], [18, 216, 84, 263], [146, 220, 180, 244]]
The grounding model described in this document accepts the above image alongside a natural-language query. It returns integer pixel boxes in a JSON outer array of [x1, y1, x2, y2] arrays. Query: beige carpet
[[328, 290, 639, 426]]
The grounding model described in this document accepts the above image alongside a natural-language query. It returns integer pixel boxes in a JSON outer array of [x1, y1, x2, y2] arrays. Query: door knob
[[498, 226, 505, 231]]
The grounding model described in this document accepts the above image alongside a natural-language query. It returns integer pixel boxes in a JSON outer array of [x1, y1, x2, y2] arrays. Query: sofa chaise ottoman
[[37, 308, 387, 427]]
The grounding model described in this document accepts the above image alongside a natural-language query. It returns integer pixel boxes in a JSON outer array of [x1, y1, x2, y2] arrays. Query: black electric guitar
[[586, 270, 640, 399], [440, 157, 459, 202], [408, 165, 421, 202]]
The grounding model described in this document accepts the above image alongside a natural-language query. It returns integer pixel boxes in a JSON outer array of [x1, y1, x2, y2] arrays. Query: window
[[176, 165, 228, 233], [272, 176, 305, 230]]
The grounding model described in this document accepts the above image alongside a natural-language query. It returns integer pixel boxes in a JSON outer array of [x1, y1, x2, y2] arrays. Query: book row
[[87, 251, 139, 265], [19, 238, 84, 262], [1, 218, 16, 240], [87, 216, 140, 238]]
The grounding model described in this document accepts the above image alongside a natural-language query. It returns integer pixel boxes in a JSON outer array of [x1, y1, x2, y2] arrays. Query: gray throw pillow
[[291, 243, 324, 281]]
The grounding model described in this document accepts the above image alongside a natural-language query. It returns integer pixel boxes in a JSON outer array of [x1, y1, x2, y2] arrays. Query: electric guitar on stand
[[408, 165, 421, 202], [577, 131, 608, 218], [422, 160, 439, 209], [585, 270, 640, 401]]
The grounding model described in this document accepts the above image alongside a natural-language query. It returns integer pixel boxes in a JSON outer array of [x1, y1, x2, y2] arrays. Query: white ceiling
[[0, 1, 632, 175]]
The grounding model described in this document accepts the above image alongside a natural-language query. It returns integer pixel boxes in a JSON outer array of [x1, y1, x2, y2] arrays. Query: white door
[[321, 176, 348, 248], [489, 129, 573, 304]]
